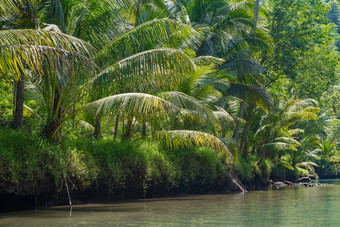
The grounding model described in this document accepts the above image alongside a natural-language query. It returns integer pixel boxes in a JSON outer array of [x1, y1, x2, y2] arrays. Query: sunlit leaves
[[91, 48, 196, 95], [96, 18, 200, 67], [0, 29, 97, 78], [156, 130, 233, 162], [84, 93, 178, 118]]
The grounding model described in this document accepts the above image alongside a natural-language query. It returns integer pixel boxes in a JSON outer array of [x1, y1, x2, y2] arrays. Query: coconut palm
[[170, 0, 272, 148], [255, 99, 320, 166], [1, 0, 272, 164], [0, 29, 96, 128], [0, 0, 98, 128], [1, 0, 201, 138]]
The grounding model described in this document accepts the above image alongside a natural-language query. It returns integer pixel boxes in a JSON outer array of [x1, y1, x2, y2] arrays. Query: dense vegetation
[[1, 0, 340, 209]]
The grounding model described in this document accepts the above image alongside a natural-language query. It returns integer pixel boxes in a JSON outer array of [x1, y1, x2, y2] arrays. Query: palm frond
[[242, 29, 272, 53], [214, 108, 235, 129], [84, 93, 178, 118], [279, 159, 295, 171], [193, 56, 225, 68], [42, 24, 63, 33], [23, 104, 42, 120], [297, 162, 319, 178], [63, 0, 137, 48], [275, 137, 301, 147], [156, 130, 233, 162], [228, 1, 251, 11], [1, 45, 99, 78], [226, 83, 273, 113], [261, 142, 298, 152], [292, 99, 318, 110], [161, 91, 218, 130], [288, 128, 305, 136], [0, 29, 96, 56], [220, 59, 265, 79], [91, 48, 196, 95], [79, 120, 95, 131], [0, 28, 98, 79], [193, 72, 230, 103], [96, 18, 198, 67], [280, 107, 319, 129], [0, 0, 23, 18]]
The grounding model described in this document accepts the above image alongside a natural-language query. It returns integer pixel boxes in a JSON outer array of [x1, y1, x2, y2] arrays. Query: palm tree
[[82, 0, 272, 150], [255, 99, 320, 167], [0, 31, 95, 129], [1, 0, 98, 128], [1, 0, 199, 139], [168, 0, 272, 145], [1, 0, 271, 165]]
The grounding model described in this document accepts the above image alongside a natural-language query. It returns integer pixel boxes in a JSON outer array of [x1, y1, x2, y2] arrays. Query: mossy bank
[[0, 127, 238, 212]]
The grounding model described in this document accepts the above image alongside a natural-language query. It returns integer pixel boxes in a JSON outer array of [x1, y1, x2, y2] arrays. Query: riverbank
[[0, 127, 241, 212], [0, 127, 338, 212]]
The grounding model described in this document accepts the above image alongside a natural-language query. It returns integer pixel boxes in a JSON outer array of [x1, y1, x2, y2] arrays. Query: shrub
[[64, 136, 228, 196], [0, 127, 98, 196], [165, 147, 226, 192], [0, 127, 62, 195], [0, 127, 231, 203]]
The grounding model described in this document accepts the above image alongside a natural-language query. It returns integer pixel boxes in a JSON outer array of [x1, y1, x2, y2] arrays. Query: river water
[[1, 179, 340, 226]]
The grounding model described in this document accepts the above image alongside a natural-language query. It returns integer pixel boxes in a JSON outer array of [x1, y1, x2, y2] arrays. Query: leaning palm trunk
[[257, 151, 266, 167], [44, 91, 63, 139]]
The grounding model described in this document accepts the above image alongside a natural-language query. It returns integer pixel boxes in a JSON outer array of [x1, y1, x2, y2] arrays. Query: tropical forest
[[1, 0, 340, 225]]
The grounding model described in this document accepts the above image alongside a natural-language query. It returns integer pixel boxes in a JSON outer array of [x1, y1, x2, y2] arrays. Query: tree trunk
[[232, 101, 245, 140], [254, 0, 260, 30], [257, 134, 270, 166], [239, 104, 255, 154], [72, 104, 76, 129], [257, 151, 266, 167], [244, 140, 248, 155], [13, 73, 25, 128], [142, 121, 146, 137], [94, 115, 101, 139], [123, 117, 133, 139], [44, 118, 61, 140], [122, 115, 125, 138], [44, 91, 62, 140], [114, 115, 119, 140]]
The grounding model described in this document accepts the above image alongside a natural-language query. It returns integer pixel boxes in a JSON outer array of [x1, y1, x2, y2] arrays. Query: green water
[[1, 179, 340, 226]]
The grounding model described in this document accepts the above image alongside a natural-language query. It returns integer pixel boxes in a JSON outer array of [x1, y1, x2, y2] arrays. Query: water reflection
[[1, 181, 340, 226]]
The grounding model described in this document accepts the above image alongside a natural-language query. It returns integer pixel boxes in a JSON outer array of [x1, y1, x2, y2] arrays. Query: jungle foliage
[[1, 0, 340, 203]]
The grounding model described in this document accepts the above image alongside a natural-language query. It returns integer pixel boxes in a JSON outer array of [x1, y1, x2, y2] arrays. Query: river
[[1, 179, 340, 226]]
